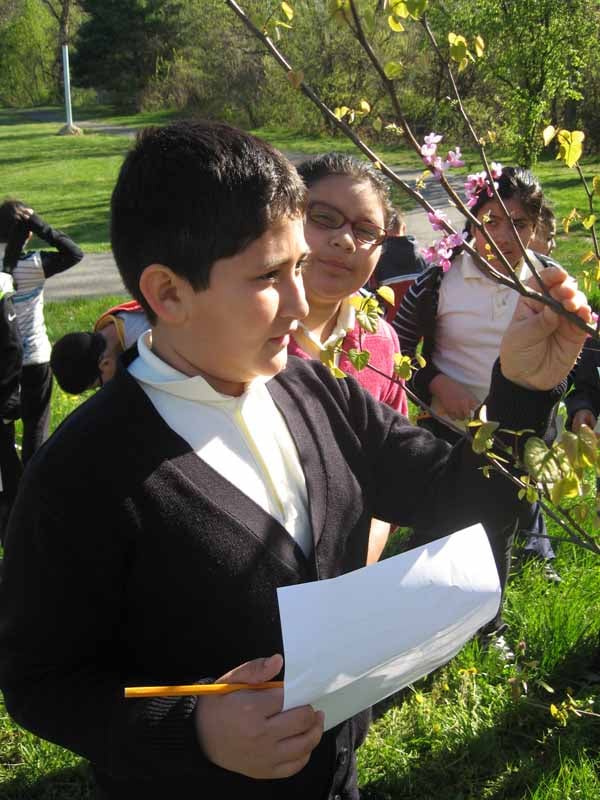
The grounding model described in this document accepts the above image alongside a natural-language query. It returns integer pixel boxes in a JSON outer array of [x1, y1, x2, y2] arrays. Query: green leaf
[[356, 307, 379, 334], [471, 421, 500, 454], [448, 32, 468, 64], [383, 61, 403, 80], [373, 117, 383, 133], [347, 348, 370, 371], [330, 365, 346, 379], [358, 98, 371, 114], [376, 285, 395, 305], [281, 1, 294, 20], [393, 353, 412, 379], [524, 437, 570, 483], [593, 176, 600, 196], [473, 34, 485, 57], [415, 353, 426, 368]]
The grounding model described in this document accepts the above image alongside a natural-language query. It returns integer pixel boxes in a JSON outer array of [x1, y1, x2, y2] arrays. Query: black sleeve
[[2, 220, 29, 274], [392, 266, 441, 403], [0, 479, 212, 781], [0, 293, 23, 419], [26, 213, 84, 278], [565, 338, 600, 426]]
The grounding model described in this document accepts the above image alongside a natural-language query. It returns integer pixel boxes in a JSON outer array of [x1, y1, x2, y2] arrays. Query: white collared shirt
[[432, 249, 538, 411], [128, 332, 312, 557]]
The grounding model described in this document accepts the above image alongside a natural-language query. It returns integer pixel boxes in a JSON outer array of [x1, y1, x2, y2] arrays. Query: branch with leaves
[[224, 0, 600, 556]]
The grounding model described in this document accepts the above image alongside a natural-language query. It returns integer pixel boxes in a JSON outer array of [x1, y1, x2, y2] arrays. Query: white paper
[[278, 523, 500, 730]]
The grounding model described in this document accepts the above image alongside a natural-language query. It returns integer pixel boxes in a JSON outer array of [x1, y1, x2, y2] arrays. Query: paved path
[[9, 113, 467, 300]]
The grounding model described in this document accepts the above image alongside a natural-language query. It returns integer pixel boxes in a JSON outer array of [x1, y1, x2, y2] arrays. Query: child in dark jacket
[[0, 200, 83, 461]]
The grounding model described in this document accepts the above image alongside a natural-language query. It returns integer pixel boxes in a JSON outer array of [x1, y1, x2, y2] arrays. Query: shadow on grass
[[362, 633, 600, 800], [0, 763, 94, 800]]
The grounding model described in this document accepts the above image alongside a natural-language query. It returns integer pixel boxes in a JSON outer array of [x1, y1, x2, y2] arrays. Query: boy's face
[[154, 215, 309, 396]]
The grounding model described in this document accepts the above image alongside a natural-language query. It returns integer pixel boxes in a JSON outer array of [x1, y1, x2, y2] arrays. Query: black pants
[[0, 420, 23, 546], [20, 362, 52, 464]]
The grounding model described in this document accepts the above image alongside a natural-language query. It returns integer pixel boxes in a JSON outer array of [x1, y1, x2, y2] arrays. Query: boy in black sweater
[[0, 121, 591, 800]]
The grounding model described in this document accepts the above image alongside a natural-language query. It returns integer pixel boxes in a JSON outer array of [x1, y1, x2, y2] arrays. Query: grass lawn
[[1, 106, 598, 277], [0, 295, 599, 799]]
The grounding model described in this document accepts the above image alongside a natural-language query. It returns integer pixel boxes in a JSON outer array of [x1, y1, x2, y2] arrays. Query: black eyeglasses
[[307, 201, 387, 245]]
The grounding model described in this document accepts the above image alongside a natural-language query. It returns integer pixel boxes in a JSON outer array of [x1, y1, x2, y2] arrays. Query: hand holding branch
[[500, 266, 592, 391]]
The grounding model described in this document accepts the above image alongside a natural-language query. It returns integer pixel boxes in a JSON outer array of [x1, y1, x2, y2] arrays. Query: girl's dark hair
[[296, 152, 395, 227], [466, 166, 544, 233], [0, 199, 27, 243]]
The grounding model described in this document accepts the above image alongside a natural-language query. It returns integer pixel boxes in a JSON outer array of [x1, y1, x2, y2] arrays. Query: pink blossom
[[490, 161, 503, 179], [446, 232, 467, 248], [424, 132, 443, 146], [428, 210, 449, 231], [592, 311, 599, 326], [445, 147, 465, 168], [421, 245, 438, 264]]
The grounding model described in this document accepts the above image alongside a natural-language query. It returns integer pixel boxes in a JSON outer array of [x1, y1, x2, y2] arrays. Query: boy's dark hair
[[296, 152, 395, 227], [467, 166, 544, 230], [50, 332, 106, 395], [0, 199, 27, 243], [110, 120, 306, 321]]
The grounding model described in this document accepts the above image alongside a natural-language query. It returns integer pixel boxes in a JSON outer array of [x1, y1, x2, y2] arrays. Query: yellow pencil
[[124, 681, 284, 698]]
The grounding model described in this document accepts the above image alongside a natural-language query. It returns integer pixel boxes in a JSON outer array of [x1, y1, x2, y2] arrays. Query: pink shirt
[[288, 316, 408, 416]]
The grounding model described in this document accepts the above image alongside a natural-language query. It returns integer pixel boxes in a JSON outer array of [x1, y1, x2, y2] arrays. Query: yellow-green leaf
[[593, 175, 600, 196], [393, 353, 412, 379], [281, 1, 294, 20], [287, 70, 304, 89], [356, 307, 379, 334], [577, 423, 598, 467], [384, 61, 403, 80], [556, 129, 585, 168], [373, 116, 383, 133], [582, 214, 597, 229], [359, 99, 371, 114], [581, 250, 596, 264], [471, 421, 500, 454], [448, 32, 468, 63], [524, 437, 570, 483], [550, 473, 581, 505], [543, 125, 557, 146], [474, 34, 485, 57], [376, 285, 395, 305], [562, 207, 579, 234], [334, 106, 350, 120], [389, 0, 410, 18], [347, 348, 370, 371], [388, 14, 405, 31], [415, 353, 426, 368]]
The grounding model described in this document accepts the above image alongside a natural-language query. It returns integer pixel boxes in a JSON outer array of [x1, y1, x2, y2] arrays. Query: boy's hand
[[429, 373, 479, 420], [194, 653, 324, 779], [571, 409, 597, 433], [500, 266, 591, 391]]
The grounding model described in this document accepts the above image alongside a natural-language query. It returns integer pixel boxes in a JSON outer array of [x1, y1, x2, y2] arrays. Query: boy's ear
[[139, 264, 188, 324]]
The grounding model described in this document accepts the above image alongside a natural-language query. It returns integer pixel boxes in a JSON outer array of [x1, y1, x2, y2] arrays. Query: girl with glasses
[[289, 152, 408, 563]]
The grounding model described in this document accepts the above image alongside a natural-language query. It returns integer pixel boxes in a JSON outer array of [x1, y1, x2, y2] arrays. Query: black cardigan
[[0, 355, 562, 799]]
